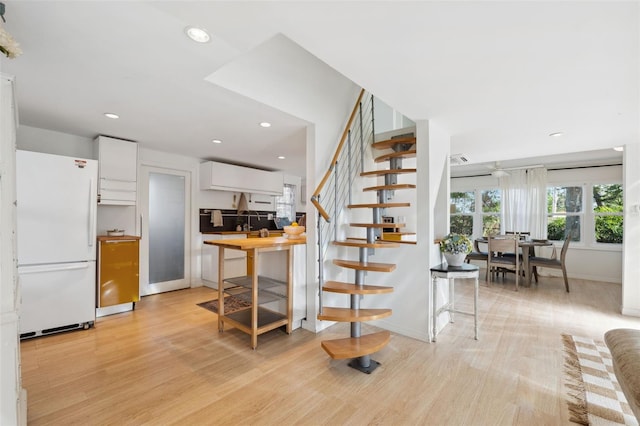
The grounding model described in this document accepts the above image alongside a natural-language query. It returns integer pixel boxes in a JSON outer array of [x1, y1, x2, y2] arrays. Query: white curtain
[[500, 168, 548, 239]]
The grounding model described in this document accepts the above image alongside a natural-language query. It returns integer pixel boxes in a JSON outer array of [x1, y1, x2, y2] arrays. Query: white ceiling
[[0, 1, 637, 179]]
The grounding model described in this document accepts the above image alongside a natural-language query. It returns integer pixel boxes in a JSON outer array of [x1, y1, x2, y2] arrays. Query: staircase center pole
[[352, 248, 370, 369]]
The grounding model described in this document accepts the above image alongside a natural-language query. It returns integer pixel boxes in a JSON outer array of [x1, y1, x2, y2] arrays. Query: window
[[450, 189, 501, 238], [481, 189, 501, 236], [547, 186, 582, 242], [275, 184, 296, 222], [450, 191, 474, 235], [593, 184, 623, 244]]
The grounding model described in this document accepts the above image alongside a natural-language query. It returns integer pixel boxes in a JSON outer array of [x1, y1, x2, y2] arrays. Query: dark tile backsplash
[[199, 209, 305, 233]]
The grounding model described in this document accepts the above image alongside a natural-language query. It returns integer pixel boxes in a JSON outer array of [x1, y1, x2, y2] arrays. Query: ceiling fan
[[486, 161, 544, 178]]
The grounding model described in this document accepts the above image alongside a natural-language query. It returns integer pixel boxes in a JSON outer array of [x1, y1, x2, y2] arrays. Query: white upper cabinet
[[95, 136, 138, 205], [199, 160, 283, 196]]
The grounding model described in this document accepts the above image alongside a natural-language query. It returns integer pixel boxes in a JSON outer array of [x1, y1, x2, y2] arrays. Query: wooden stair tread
[[318, 307, 392, 322], [372, 137, 416, 150], [321, 331, 391, 359], [333, 259, 396, 272], [333, 238, 400, 248], [360, 168, 417, 177], [347, 202, 410, 208], [363, 184, 416, 192], [375, 150, 417, 163], [323, 281, 394, 294]]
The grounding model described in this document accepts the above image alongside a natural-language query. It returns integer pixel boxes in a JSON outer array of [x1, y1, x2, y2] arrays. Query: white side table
[[431, 263, 480, 342]]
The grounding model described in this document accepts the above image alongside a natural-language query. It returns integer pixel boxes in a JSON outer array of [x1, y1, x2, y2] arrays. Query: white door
[[139, 166, 190, 295]]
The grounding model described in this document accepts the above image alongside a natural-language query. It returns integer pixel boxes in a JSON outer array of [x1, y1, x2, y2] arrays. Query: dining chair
[[465, 238, 488, 281], [496, 233, 524, 278], [487, 236, 520, 291], [528, 234, 572, 292]]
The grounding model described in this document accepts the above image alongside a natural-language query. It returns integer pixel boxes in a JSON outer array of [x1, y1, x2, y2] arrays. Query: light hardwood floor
[[20, 275, 640, 425]]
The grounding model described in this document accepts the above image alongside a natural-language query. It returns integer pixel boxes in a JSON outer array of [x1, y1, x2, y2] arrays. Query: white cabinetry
[[95, 136, 137, 205], [202, 234, 247, 289], [199, 161, 283, 196]]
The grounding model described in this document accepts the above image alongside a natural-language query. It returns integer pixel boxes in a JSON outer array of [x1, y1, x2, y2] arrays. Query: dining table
[[476, 237, 553, 287]]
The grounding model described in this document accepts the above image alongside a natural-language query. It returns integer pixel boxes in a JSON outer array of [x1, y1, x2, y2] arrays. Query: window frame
[[544, 178, 623, 251], [449, 187, 502, 240], [546, 184, 584, 244]]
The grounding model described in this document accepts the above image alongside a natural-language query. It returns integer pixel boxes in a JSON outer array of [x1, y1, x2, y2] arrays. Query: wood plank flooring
[[20, 275, 640, 425]]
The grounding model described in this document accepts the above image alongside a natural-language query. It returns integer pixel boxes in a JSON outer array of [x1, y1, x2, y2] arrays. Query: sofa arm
[[604, 328, 640, 421]]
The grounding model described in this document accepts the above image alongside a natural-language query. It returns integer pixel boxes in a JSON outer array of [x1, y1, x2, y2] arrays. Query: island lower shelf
[[225, 275, 287, 305], [223, 307, 288, 336], [222, 275, 289, 336]]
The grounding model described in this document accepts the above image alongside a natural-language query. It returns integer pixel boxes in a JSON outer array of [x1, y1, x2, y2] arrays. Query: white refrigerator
[[16, 150, 98, 338]]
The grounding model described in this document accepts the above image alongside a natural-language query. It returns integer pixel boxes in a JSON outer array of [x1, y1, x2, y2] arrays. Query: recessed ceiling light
[[549, 132, 563, 137], [278, 156, 285, 160], [260, 122, 271, 128], [613, 146, 624, 152], [212, 139, 222, 144], [104, 113, 119, 119], [185, 26, 210, 43]]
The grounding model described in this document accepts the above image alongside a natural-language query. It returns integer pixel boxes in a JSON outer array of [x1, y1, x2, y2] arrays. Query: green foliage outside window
[[482, 215, 500, 236], [482, 189, 500, 213], [547, 217, 566, 241], [451, 191, 475, 213], [595, 212, 623, 243], [450, 215, 473, 236], [593, 184, 623, 244]]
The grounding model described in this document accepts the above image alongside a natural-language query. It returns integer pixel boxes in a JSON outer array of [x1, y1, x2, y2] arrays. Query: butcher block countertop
[[202, 231, 252, 235], [202, 230, 284, 237], [203, 235, 305, 250], [97, 235, 141, 241]]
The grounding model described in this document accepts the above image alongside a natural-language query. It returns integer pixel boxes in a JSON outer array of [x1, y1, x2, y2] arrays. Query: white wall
[[451, 165, 624, 283], [17, 125, 94, 159], [1, 75, 26, 426], [373, 97, 416, 134], [622, 143, 640, 316]]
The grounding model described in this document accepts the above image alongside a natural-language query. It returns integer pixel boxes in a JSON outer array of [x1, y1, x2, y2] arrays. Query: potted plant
[[439, 233, 472, 266]]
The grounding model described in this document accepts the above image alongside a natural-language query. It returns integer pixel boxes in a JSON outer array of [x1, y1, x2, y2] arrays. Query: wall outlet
[[268, 213, 273, 220]]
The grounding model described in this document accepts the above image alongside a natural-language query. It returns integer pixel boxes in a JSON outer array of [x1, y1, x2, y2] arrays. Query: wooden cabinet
[[97, 237, 140, 308], [95, 136, 137, 205]]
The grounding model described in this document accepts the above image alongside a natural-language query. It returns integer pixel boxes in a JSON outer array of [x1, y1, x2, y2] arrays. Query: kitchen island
[[203, 235, 306, 349]]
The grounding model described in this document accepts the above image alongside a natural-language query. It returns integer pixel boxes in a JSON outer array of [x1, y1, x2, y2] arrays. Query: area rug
[[562, 334, 639, 425], [197, 295, 251, 315]]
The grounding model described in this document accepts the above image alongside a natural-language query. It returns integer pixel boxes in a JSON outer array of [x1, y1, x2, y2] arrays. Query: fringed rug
[[197, 295, 251, 315], [562, 334, 639, 425]]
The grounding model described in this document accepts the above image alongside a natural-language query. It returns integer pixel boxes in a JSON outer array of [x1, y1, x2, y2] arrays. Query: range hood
[[199, 161, 283, 196]]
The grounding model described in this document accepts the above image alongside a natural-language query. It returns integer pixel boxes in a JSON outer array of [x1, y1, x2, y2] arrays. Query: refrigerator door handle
[[139, 213, 143, 239], [88, 178, 96, 247], [18, 262, 90, 275]]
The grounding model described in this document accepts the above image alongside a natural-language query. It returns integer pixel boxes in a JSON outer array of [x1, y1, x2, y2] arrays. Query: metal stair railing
[[310, 89, 375, 313]]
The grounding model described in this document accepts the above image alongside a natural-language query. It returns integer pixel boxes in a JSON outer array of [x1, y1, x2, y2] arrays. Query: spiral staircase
[[311, 90, 416, 373]]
